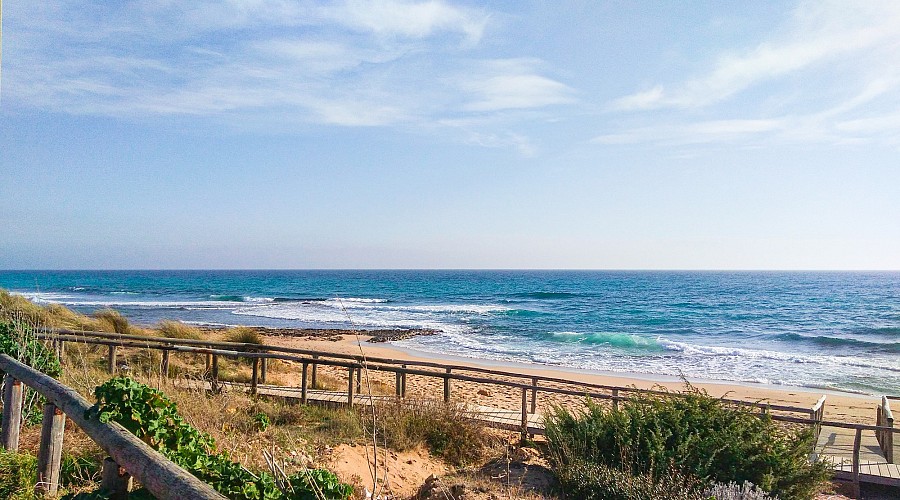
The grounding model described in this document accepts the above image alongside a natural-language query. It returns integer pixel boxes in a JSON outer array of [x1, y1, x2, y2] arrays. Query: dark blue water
[[2, 270, 898, 394]]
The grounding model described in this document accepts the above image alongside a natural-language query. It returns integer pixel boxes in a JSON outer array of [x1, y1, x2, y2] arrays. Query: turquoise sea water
[[1, 270, 898, 394]]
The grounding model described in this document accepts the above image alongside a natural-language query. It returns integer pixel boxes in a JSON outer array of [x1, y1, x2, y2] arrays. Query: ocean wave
[[658, 338, 900, 373], [501, 309, 547, 317], [848, 326, 900, 337], [209, 295, 274, 303], [513, 291, 580, 299], [231, 302, 464, 333], [775, 333, 900, 352], [551, 331, 663, 350], [319, 299, 507, 314]]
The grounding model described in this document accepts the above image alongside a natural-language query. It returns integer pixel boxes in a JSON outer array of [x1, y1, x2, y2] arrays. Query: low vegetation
[[0, 450, 37, 500], [545, 386, 831, 500], [156, 320, 203, 340], [225, 326, 263, 344], [370, 399, 498, 466], [84, 376, 353, 499]]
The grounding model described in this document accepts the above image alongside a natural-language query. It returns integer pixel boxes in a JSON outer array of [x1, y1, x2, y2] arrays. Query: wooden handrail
[[41, 329, 816, 416], [0, 355, 226, 500]]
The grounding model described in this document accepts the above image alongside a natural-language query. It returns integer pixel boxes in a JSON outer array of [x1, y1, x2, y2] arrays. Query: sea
[[1, 270, 898, 395]]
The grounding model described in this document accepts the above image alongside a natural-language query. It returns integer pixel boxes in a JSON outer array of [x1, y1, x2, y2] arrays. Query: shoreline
[[251, 327, 882, 424]]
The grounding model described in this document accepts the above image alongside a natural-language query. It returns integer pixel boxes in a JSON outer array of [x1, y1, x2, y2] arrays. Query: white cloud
[[461, 59, 574, 112], [3, 1, 566, 154], [592, 119, 785, 146], [612, 1, 900, 111], [322, 0, 488, 43], [601, 1, 900, 149]]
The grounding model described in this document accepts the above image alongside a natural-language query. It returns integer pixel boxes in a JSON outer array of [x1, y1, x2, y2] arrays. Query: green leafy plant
[[545, 386, 830, 500], [0, 319, 63, 424], [87, 377, 352, 500], [0, 320, 62, 378], [253, 412, 270, 432]]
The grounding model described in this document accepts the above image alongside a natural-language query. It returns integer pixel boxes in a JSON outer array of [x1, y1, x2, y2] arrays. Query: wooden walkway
[[814, 426, 900, 485], [178, 379, 548, 435]]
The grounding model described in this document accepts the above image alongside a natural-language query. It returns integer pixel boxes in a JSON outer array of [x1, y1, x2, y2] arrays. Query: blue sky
[[1, 1, 899, 270]]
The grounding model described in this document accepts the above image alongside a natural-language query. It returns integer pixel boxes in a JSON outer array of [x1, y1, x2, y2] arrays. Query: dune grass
[[157, 320, 204, 340], [225, 326, 263, 344]]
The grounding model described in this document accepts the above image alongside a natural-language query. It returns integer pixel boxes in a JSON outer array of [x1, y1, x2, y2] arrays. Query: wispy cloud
[[602, 1, 900, 149], [460, 59, 574, 112], [4, 0, 566, 150], [612, 1, 900, 111], [321, 0, 488, 43]]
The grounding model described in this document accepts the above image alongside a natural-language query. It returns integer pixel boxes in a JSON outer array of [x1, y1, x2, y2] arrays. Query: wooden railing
[[876, 396, 894, 463], [39, 328, 823, 434], [0, 354, 225, 499]]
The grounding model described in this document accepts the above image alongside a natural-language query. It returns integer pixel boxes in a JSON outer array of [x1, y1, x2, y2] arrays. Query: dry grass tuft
[[93, 308, 145, 335], [157, 320, 204, 340], [224, 326, 263, 344]]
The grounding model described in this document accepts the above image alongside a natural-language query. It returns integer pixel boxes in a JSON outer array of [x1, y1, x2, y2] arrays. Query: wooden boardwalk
[[814, 426, 900, 484], [178, 379, 548, 435]]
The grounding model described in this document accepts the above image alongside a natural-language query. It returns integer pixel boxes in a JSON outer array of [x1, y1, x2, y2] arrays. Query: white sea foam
[[320, 298, 508, 314], [232, 301, 468, 333]]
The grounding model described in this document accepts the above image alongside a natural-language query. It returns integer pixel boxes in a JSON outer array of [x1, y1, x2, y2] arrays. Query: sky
[[1, 0, 899, 270]]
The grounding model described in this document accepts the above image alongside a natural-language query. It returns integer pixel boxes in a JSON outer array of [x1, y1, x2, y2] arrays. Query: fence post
[[211, 355, 219, 383], [301, 362, 308, 404], [36, 402, 66, 495], [260, 358, 268, 384], [851, 428, 862, 498], [530, 377, 538, 414], [161, 350, 170, 379], [401, 364, 407, 398], [311, 355, 318, 389], [520, 387, 528, 440], [251, 358, 259, 396], [356, 364, 362, 393], [443, 368, 451, 403], [612, 388, 619, 411], [347, 366, 355, 406], [107, 345, 117, 374], [395, 369, 402, 398], [1, 376, 24, 451], [101, 457, 133, 500]]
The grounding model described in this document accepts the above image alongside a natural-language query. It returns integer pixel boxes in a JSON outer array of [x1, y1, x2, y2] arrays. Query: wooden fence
[[0, 354, 225, 499], [40, 328, 824, 421]]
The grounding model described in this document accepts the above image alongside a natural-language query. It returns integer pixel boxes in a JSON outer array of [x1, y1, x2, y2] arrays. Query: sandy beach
[[255, 329, 882, 426]]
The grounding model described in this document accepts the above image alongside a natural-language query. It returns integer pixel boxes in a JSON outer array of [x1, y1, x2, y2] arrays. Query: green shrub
[[88, 377, 352, 500], [0, 450, 37, 500], [556, 461, 705, 500], [545, 386, 830, 500]]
